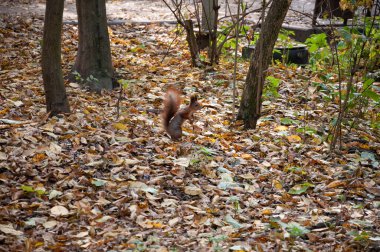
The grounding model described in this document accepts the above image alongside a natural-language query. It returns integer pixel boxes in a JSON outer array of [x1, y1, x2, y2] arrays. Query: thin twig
[[161, 27, 184, 64], [232, 0, 241, 116]]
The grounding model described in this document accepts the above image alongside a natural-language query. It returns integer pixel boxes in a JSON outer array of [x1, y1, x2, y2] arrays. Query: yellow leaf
[[287, 135, 302, 143], [0, 108, 9, 115], [275, 125, 288, 131], [35, 241, 44, 247], [262, 209, 272, 215], [152, 221, 164, 228], [324, 191, 337, 197], [32, 153, 46, 163], [359, 144, 370, 150], [241, 153, 252, 160], [273, 179, 283, 190], [113, 123, 128, 131]]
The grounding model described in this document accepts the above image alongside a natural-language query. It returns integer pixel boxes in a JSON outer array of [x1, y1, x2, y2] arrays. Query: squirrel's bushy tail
[[162, 88, 181, 130]]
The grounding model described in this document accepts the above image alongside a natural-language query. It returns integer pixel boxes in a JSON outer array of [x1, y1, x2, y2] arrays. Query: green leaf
[[286, 222, 310, 237], [288, 182, 314, 195], [118, 79, 129, 88], [296, 126, 318, 136], [266, 76, 281, 87], [363, 89, 380, 102], [363, 78, 374, 89], [281, 118, 299, 125], [352, 231, 370, 241], [199, 147, 216, 156], [35, 189, 46, 196], [339, 27, 353, 42], [21, 185, 35, 193]]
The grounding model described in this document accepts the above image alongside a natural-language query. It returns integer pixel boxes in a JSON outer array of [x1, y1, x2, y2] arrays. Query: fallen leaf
[[43, 220, 58, 229], [287, 135, 302, 143], [225, 214, 243, 228], [184, 185, 202, 196], [50, 206, 69, 217], [0, 224, 23, 236], [275, 125, 288, 131], [173, 157, 190, 167], [49, 190, 63, 200], [326, 180, 346, 189], [168, 217, 180, 227], [0, 152, 7, 160]]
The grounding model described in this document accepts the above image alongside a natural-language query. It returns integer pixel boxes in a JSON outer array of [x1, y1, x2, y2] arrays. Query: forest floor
[[1, 0, 380, 252]]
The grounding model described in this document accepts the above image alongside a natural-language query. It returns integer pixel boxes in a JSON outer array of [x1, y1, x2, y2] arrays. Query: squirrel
[[162, 87, 202, 140]]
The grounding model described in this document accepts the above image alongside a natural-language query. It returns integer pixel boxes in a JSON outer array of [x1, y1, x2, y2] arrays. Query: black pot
[[242, 45, 309, 65]]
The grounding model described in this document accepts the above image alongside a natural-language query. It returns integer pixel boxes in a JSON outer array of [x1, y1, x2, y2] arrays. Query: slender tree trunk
[[237, 0, 292, 129], [209, 0, 219, 65], [74, 0, 114, 91], [184, 20, 202, 67], [41, 0, 70, 116]]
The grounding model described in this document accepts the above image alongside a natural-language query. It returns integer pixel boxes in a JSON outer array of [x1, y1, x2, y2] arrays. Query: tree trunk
[[41, 0, 70, 116], [201, 0, 216, 31], [201, 0, 219, 65], [208, 0, 219, 65], [74, 0, 114, 92], [184, 20, 203, 67], [237, 0, 291, 129]]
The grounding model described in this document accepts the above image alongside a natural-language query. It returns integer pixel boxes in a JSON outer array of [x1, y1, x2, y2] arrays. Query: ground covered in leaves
[[1, 12, 380, 252]]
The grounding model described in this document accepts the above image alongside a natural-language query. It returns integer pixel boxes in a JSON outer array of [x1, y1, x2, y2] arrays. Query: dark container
[[242, 45, 309, 65]]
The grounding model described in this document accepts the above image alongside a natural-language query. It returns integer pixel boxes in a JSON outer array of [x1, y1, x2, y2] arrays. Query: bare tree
[[163, 0, 203, 67], [163, 0, 260, 66]]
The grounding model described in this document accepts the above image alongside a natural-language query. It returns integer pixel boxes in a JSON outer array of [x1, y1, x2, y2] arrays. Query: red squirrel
[[162, 87, 202, 140]]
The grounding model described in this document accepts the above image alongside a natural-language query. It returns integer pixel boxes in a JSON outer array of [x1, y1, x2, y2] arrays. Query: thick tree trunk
[[74, 0, 113, 91], [41, 0, 70, 116], [201, 0, 217, 31], [237, 0, 292, 129]]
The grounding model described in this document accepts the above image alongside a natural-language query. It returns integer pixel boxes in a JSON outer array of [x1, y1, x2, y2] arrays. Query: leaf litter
[[0, 13, 379, 251]]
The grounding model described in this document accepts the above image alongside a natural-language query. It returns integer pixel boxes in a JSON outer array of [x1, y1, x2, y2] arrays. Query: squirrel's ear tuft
[[190, 94, 198, 103]]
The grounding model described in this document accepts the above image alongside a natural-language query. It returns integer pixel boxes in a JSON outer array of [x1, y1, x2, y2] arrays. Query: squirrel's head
[[190, 94, 202, 111]]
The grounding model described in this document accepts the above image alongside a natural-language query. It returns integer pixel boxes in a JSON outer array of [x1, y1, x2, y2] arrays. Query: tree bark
[[41, 0, 70, 116], [208, 0, 219, 65], [74, 0, 114, 91], [201, 0, 216, 31], [184, 20, 203, 67], [237, 0, 292, 129]]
